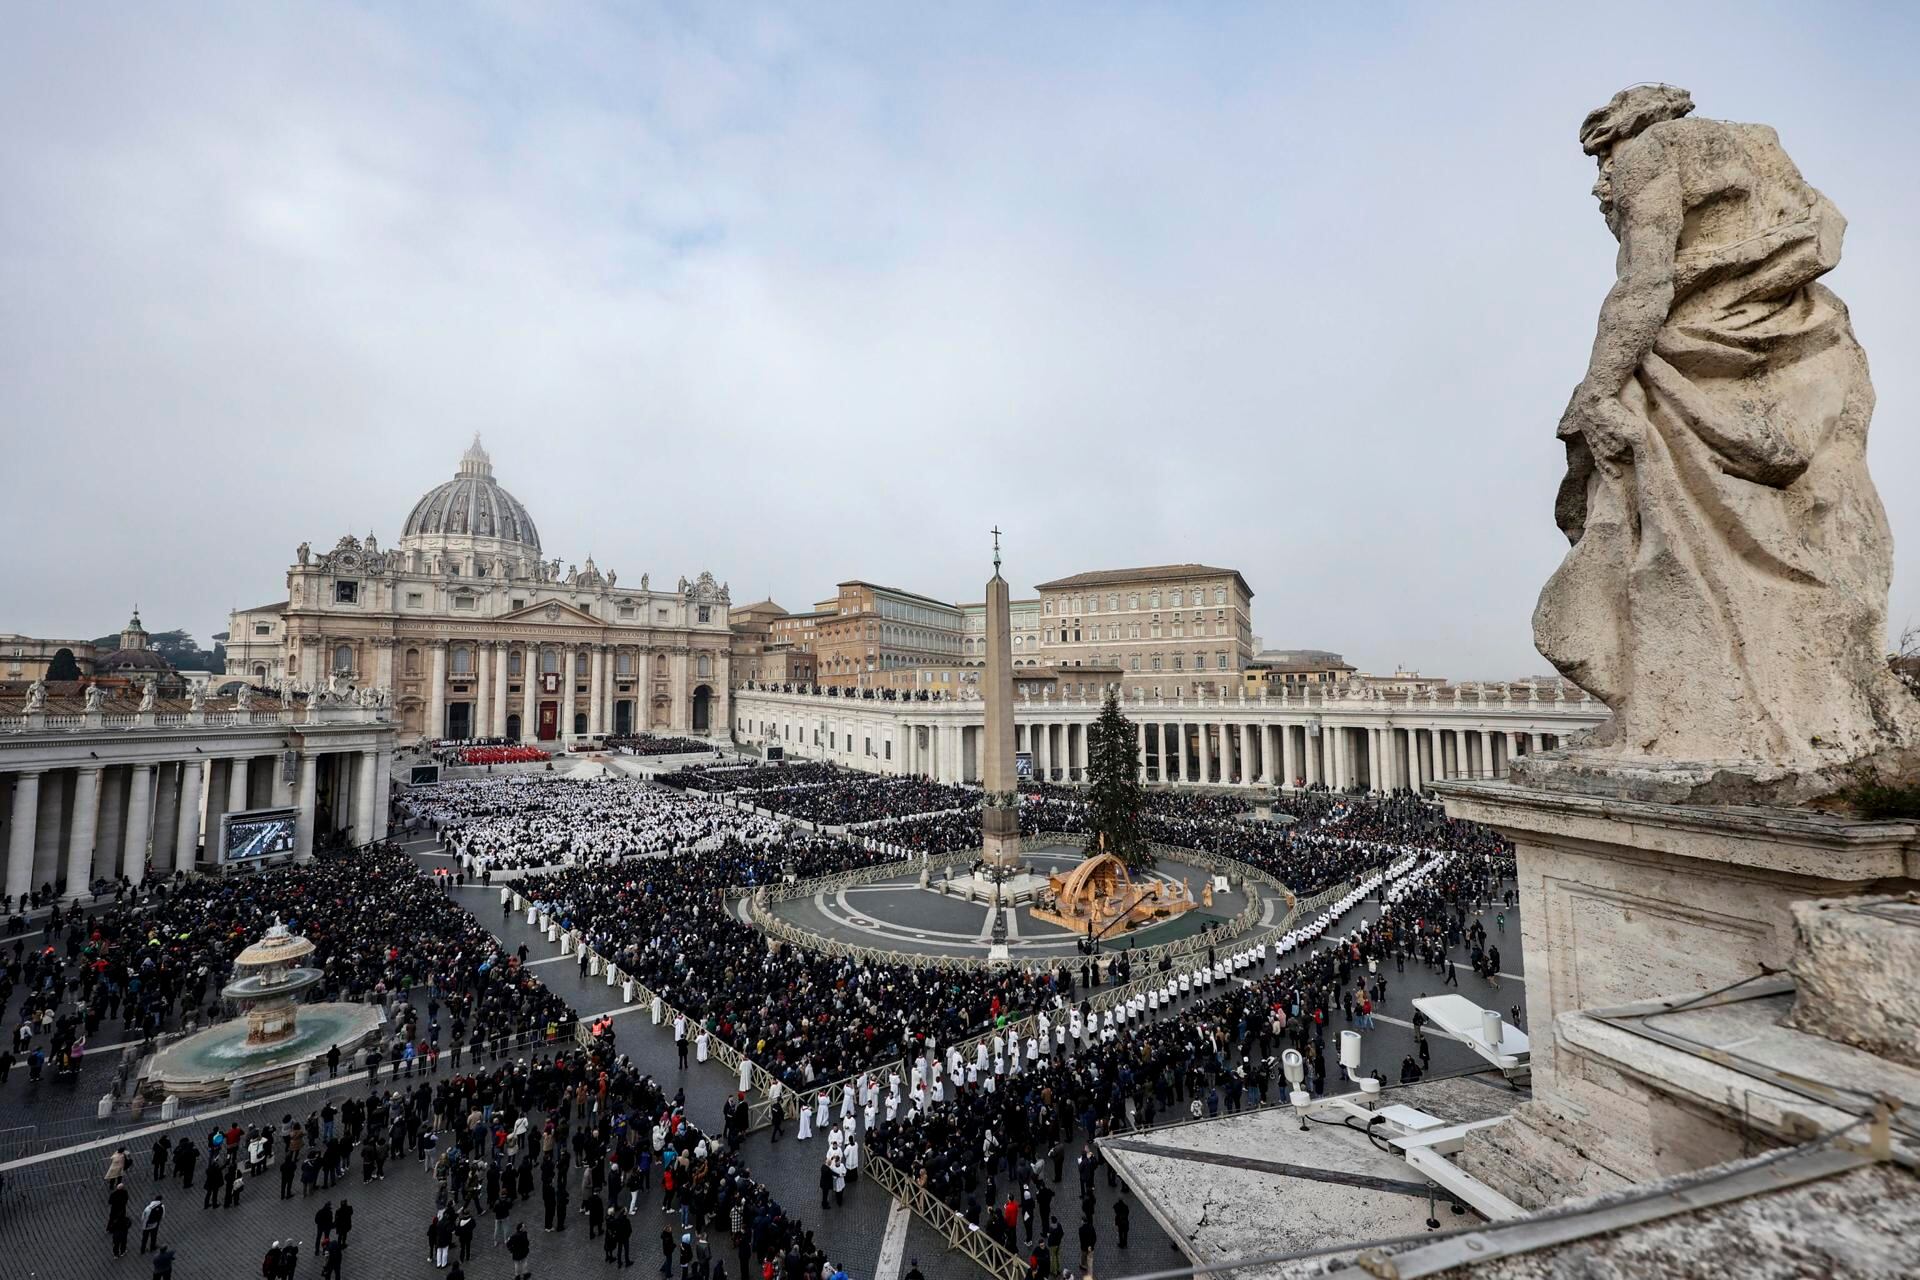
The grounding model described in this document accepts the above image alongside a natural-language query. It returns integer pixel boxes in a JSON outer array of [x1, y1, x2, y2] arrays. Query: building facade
[[1030, 564, 1257, 697], [733, 679, 1606, 791], [231, 439, 734, 743], [0, 635, 97, 682]]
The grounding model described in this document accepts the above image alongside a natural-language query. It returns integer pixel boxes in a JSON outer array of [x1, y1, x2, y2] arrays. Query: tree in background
[[91, 627, 220, 672], [45, 648, 81, 681], [1086, 689, 1152, 869]]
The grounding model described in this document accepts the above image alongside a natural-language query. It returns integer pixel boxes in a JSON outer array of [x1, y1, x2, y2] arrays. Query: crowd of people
[[605, 735, 722, 757], [748, 776, 978, 828], [404, 776, 814, 875], [3, 844, 575, 1104], [454, 745, 550, 766], [653, 762, 842, 794]]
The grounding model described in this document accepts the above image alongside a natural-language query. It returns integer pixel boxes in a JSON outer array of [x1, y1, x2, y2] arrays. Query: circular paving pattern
[[760, 841, 1273, 959]]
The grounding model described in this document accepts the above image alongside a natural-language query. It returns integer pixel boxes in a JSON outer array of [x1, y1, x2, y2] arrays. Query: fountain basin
[[143, 1002, 385, 1102]]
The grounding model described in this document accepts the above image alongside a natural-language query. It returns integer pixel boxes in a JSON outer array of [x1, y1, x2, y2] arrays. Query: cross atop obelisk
[[981, 525, 1020, 868]]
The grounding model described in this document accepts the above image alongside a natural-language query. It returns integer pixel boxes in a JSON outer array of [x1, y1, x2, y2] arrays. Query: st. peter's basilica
[[225, 438, 733, 743]]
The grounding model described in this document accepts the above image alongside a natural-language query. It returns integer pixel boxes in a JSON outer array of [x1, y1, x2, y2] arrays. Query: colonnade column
[[1198, 723, 1213, 785], [228, 755, 251, 815], [1406, 730, 1422, 794], [294, 752, 319, 861], [353, 750, 378, 846], [1137, 722, 1149, 783], [493, 644, 510, 738], [150, 765, 180, 873], [6, 771, 42, 902], [1281, 724, 1297, 789], [173, 761, 202, 871], [428, 642, 448, 740], [66, 766, 101, 893], [122, 765, 153, 884], [1366, 730, 1381, 792]]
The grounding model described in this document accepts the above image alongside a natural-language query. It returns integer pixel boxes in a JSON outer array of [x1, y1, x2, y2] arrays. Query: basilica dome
[[400, 437, 541, 555]]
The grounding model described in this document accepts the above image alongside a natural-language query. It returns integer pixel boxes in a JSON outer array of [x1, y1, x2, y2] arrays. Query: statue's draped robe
[[1536, 121, 1909, 764]]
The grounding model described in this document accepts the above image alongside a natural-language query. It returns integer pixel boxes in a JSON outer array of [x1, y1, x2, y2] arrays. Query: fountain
[[142, 920, 385, 1102]]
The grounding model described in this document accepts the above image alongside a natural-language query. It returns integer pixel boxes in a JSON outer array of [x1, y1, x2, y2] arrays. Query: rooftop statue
[[1528, 86, 1919, 803]]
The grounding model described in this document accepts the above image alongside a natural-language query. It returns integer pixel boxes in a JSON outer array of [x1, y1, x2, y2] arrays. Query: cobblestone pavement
[[0, 827, 1524, 1280]]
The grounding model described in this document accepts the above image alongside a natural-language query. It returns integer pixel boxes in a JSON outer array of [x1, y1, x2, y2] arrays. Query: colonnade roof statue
[[1523, 84, 1920, 804]]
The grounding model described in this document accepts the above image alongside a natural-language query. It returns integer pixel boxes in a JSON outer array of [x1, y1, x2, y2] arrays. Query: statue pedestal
[[1432, 777, 1918, 1208]]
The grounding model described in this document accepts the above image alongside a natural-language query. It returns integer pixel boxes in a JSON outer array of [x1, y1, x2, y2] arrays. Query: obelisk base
[[981, 807, 1023, 871]]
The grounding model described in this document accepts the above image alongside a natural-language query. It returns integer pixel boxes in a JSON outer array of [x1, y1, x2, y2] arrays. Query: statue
[[235, 684, 253, 710], [189, 683, 206, 712], [137, 681, 157, 712], [606, 570, 616, 588], [83, 684, 106, 712], [640, 573, 649, 591], [23, 679, 46, 713], [296, 541, 311, 566], [1529, 86, 1919, 798]]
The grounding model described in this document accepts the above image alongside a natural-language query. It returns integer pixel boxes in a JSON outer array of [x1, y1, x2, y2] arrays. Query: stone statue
[[1530, 86, 1918, 798], [83, 684, 106, 712], [235, 684, 253, 710], [23, 679, 46, 713], [606, 570, 616, 588], [640, 573, 649, 591], [189, 683, 207, 712], [137, 681, 157, 712], [296, 541, 311, 566]]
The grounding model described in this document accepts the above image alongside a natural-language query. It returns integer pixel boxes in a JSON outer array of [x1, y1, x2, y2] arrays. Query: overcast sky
[[4, 2, 1916, 679]]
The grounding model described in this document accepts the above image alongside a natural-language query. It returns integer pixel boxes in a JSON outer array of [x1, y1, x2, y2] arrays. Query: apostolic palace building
[[225, 439, 734, 744]]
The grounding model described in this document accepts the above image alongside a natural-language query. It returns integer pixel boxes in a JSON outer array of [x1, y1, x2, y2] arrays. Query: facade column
[[375, 638, 395, 696], [559, 645, 577, 737], [428, 642, 448, 741], [353, 750, 378, 846], [670, 650, 689, 731], [1197, 723, 1213, 785], [1281, 724, 1297, 789], [588, 645, 606, 737], [372, 746, 393, 841], [521, 649, 538, 742], [64, 766, 102, 891], [1166, 723, 1181, 783], [493, 643, 510, 738], [1530, 731, 1544, 754], [122, 765, 154, 884], [294, 752, 319, 861], [474, 641, 492, 741], [228, 755, 251, 815], [172, 761, 202, 872], [6, 771, 41, 903], [1453, 729, 1469, 779]]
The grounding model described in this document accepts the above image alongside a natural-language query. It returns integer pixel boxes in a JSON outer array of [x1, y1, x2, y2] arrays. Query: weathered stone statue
[[235, 684, 253, 710], [83, 684, 106, 712], [1528, 85, 1919, 801], [137, 680, 157, 712], [23, 679, 46, 713], [189, 683, 207, 712]]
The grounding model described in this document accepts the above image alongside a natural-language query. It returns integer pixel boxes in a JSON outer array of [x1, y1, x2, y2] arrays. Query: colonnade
[[0, 736, 394, 906], [732, 686, 1594, 791]]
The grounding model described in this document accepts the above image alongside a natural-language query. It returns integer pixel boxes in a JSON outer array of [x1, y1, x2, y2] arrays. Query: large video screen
[[222, 807, 298, 862]]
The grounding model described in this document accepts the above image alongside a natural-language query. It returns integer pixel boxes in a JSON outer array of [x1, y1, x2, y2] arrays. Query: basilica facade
[[226, 439, 733, 743]]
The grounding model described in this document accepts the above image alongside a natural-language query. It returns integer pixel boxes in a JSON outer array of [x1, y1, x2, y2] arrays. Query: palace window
[[1214, 587, 1227, 605], [508, 651, 523, 676], [512, 598, 525, 611], [1173, 656, 1184, 671], [619, 606, 636, 620], [405, 592, 424, 609], [254, 623, 271, 635], [404, 648, 420, 676], [453, 595, 476, 610], [575, 652, 588, 676], [1108, 594, 1119, 610], [1170, 590, 1182, 607], [542, 650, 559, 674], [1217, 652, 1229, 669], [335, 581, 359, 604], [1044, 600, 1054, 615], [451, 646, 473, 675], [697, 655, 711, 678], [616, 652, 632, 675], [332, 644, 352, 673], [1152, 656, 1163, 671], [1148, 591, 1160, 608], [1130, 656, 1141, 671]]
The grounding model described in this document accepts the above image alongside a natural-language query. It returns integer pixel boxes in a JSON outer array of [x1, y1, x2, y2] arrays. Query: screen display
[[1016, 751, 1033, 780], [223, 808, 297, 862], [410, 764, 442, 785]]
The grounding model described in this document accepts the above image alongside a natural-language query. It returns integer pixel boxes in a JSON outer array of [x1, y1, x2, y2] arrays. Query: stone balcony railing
[[0, 703, 392, 736]]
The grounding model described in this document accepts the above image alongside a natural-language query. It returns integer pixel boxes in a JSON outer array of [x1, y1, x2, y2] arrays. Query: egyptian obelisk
[[981, 528, 1021, 869]]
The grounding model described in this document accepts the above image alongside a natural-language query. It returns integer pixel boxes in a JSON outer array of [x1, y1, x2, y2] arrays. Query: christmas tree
[[1086, 689, 1152, 869]]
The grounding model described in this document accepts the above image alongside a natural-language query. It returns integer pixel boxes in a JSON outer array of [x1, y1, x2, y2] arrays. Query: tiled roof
[[1034, 564, 1252, 597]]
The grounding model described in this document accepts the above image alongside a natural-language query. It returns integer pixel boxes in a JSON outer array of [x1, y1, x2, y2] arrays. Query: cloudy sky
[[4, 2, 1916, 678]]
